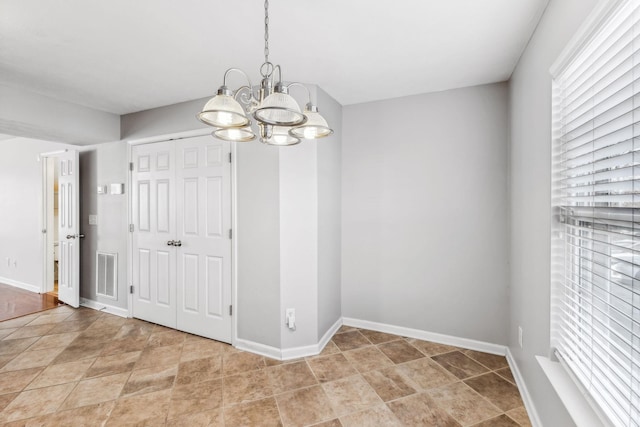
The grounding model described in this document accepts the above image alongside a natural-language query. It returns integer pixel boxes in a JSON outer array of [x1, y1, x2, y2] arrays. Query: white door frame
[[126, 128, 238, 347], [39, 149, 68, 294]]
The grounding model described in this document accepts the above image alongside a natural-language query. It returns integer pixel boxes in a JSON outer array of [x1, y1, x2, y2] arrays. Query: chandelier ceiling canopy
[[197, 0, 333, 146]]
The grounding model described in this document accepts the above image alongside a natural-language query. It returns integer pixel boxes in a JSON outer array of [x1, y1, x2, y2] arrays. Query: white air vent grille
[[96, 251, 117, 299]]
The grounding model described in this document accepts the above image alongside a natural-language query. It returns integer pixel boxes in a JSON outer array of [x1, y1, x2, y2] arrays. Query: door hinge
[[229, 305, 233, 316], [129, 162, 134, 171], [129, 285, 134, 294], [129, 224, 134, 232], [228, 152, 232, 163], [228, 229, 232, 239]]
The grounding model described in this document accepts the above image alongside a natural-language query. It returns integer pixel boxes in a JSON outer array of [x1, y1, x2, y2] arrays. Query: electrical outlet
[[518, 326, 523, 349], [285, 308, 296, 330]]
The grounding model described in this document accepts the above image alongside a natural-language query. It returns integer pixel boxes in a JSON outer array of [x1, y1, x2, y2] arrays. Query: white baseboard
[[342, 317, 507, 356], [234, 338, 283, 360], [280, 317, 343, 360], [0, 277, 41, 293], [80, 297, 129, 318], [236, 317, 343, 361], [507, 348, 542, 427], [318, 317, 343, 353]]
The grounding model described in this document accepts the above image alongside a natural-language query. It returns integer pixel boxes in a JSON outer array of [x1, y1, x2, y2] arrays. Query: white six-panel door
[[175, 138, 231, 341], [57, 150, 80, 308], [131, 136, 231, 342], [131, 142, 177, 328]]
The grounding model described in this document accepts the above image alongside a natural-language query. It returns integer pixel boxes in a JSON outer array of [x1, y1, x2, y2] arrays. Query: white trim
[[41, 156, 50, 294], [126, 142, 134, 318], [506, 349, 543, 427], [0, 277, 41, 293], [342, 317, 507, 356], [549, 0, 625, 77], [280, 344, 320, 360], [318, 317, 343, 354], [280, 317, 343, 360], [234, 338, 283, 360], [80, 297, 129, 318], [38, 149, 68, 161], [126, 128, 211, 146], [230, 139, 238, 347], [537, 355, 614, 427], [235, 317, 343, 361]]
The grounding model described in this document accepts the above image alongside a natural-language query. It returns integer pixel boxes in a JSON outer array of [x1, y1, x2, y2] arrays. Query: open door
[[57, 150, 80, 308]]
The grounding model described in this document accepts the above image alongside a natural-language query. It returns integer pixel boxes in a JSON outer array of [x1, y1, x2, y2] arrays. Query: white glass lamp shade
[[263, 126, 301, 146], [213, 127, 256, 142], [289, 110, 333, 139], [253, 92, 307, 126], [197, 94, 249, 128]]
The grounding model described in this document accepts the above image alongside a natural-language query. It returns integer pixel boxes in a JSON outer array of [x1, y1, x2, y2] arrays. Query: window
[[552, 1, 640, 426]]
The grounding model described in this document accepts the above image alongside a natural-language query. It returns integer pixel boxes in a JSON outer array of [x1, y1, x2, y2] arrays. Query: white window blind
[[552, 1, 640, 426]]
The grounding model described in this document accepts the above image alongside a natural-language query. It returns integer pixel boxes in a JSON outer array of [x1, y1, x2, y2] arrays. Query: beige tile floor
[[0, 305, 532, 426]]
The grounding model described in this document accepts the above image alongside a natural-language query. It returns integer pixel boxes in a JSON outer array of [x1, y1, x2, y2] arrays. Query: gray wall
[[123, 87, 343, 351], [508, 0, 598, 425], [0, 84, 119, 145], [123, 98, 284, 348], [317, 86, 343, 338], [0, 137, 129, 310], [278, 84, 344, 349], [342, 82, 509, 345], [0, 138, 74, 288], [79, 141, 129, 308], [236, 141, 282, 348], [121, 97, 210, 141], [279, 139, 319, 349]]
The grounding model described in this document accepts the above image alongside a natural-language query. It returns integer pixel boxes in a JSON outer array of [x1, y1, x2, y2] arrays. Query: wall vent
[[96, 251, 117, 299]]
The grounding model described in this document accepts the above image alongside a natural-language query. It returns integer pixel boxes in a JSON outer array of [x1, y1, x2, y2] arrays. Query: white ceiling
[[0, 0, 548, 115]]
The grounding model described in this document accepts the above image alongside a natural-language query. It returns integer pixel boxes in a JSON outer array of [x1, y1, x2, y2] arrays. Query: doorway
[[44, 156, 60, 297], [41, 149, 81, 308]]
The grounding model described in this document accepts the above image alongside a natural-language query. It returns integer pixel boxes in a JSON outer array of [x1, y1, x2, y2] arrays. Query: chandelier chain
[[264, 0, 270, 64]]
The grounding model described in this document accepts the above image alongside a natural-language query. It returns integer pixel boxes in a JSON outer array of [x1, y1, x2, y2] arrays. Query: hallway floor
[[0, 283, 60, 323], [0, 306, 531, 426]]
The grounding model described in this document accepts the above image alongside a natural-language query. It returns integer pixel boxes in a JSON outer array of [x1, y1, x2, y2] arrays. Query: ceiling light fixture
[[197, 0, 333, 145]]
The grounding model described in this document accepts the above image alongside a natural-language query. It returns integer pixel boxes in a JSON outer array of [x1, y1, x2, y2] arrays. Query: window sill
[[536, 356, 608, 427]]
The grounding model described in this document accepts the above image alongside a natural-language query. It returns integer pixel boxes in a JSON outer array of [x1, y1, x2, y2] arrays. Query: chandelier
[[197, 0, 333, 146]]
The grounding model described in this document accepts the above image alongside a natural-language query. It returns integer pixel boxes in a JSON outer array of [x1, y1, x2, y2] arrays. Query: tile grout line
[[1, 307, 533, 426]]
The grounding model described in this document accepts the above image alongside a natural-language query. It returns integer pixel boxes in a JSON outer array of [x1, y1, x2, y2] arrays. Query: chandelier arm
[[223, 68, 254, 91], [285, 82, 313, 105], [273, 65, 283, 85]]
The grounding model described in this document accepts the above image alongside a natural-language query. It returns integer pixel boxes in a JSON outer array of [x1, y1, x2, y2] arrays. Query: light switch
[[110, 183, 125, 195], [89, 215, 98, 225], [97, 185, 107, 194]]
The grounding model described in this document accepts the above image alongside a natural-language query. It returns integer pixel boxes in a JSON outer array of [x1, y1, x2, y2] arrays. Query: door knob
[[174, 240, 182, 247], [167, 240, 175, 246], [78, 234, 85, 238], [66, 235, 76, 239]]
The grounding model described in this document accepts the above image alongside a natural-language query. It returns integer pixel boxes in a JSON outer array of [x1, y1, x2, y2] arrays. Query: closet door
[[131, 142, 177, 328], [175, 136, 232, 342]]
